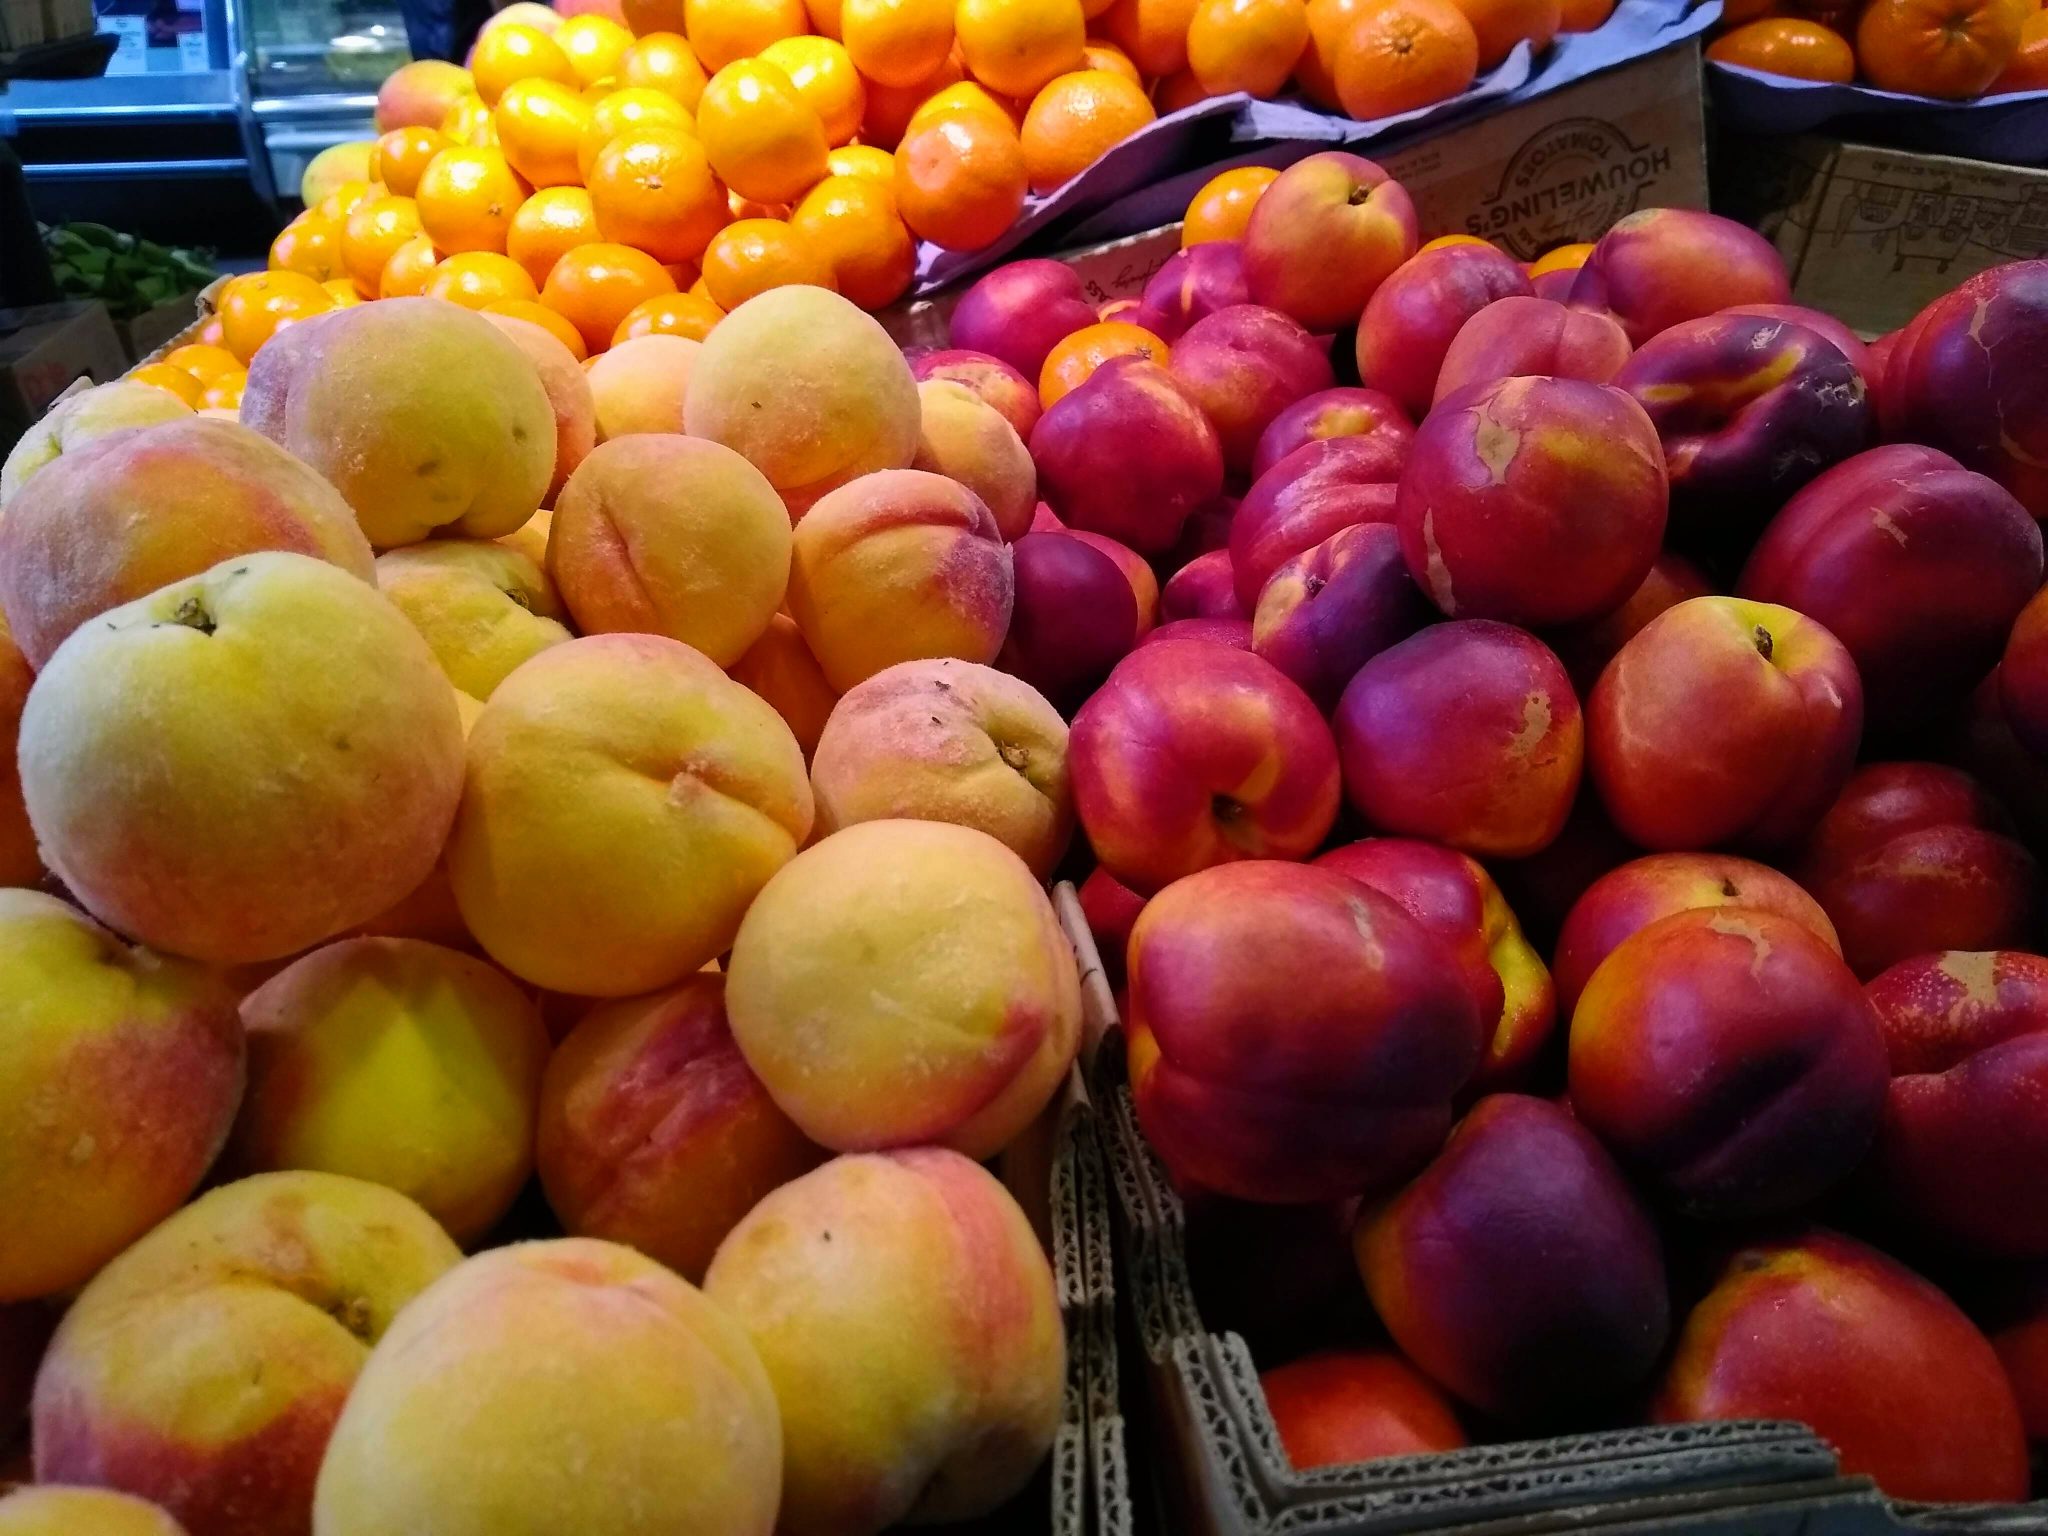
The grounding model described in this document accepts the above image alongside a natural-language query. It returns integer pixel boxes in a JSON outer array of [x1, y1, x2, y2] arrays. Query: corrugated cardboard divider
[[1058, 902, 2047, 1535]]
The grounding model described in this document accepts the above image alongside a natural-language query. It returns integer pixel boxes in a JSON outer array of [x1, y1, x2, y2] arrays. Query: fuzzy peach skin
[[584, 334, 698, 440], [787, 468, 1014, 691], [910, 348, 1042, 442], [1570, 907, 1887, 1217], [0, 417, 375, 669], [685, 286, 920, 519], [912, 379, 1037, 540], [1548, 552, 1712, 696], [1070, 641, 1340, 894], [1029, 358, 1225, 555], [1317, 839, 1555, 1094], [0, 613, 37, 888], [727, 819, 1080, 1157], [1587, 596, 1862, 851], [0, 1487, 189, 1535], [548, 435, 789, 667], [1129, 861, 1482, 1202], [1358, 1094, 1668, 1422], [704, 1148, 1064, 1536], [241, 298, 554, 549], [1864, 950, 2048, 1258], [0, 890, 242, 1303], [1260, 1351, 1465, 1469], [1794, 762, 2041, 980], [1242, 153, 1418, 335], [480, 312, 595, 504], [19, 552, 465, 965], [537, 973, 823, 1282], [232, 937, 551, 1245], [375, 538, 570, 702], [811, 658, 1072, 877], [1335, 621, 1582, 859], [34, 1172, 461, 1536], [0, 379, 190, 507], [1355, 245, 1533, 420], [449, 633, 812, 997], [727, 612, 838, 758], [1567, 208, 1791, 345], [496, 507, 551, 567], [1432, 296, 1632, 403], [1552, 852, 1838, 1015], [1396, 375, 1667, 629], [313, 1238, 780, 1536], [1656, 1229, 2028, 1503]]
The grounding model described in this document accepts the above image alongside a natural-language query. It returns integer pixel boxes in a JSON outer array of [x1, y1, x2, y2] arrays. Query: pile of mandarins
[[1707, 0, 2047, 98]]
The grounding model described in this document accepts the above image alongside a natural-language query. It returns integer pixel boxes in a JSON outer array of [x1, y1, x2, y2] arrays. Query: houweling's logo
[[1464, 117, 1674, 260]]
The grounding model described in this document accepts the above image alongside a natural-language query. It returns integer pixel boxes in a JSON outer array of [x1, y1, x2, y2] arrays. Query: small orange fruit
[[612, 289, 727, 343], [578, 87, 693, 180], [699, 218, 837, 309], [542, 241, 679, 351], [314, 178, 377, 223], [127, 362, 207, 407], [425, 250, 542, 308], [1992, 6, 2048, 90], [789, 173, 916, 307], [684, 0, 808, 70], [1101, 0, 1200, 76], [1187, 0, 1312, 93], [480, 2, 563, 36], [471, 23, 575, 105], [619, 32, 710, 107], [1154, 68, 1217, 108], [728, 191, 791, 218], [217, 271, 334, 363], [1854, 0, 2024, 95], [163, 342, 243, 383], [508, 185, 600, 287], [622, 0, 686, 32], [1083, 39, 1144, 79], [1528, 240, 1593, 277], [1037, 319, 1163, 405], [269, 211, 343, 281], [908, 79, 1020, 131], [696, 59, 832, 204], [197, 315, 228, 349], [556, 13, 634, 87], [380, 234, 442, 298], [842, 0, 954, 87], [807, 0, 843, 34], [1300, 0, 1373, 103], [322, 278, 366, 307], [441, 93, 498, 145], [956, 0, 1088, 96], [1706, 17, 1856, 78], [372, 125, 451, 196], [1421, 232, 1495, 252], [893, 111, 1028, 251], [1020, 69, 1155, 194], [859, 52, 965, 147], [1182, 164, 1277, 245], [200, 374, 247, 411], [688, 273, 718, 301], [485, 298, 593, 358], [588, 129, 730, 264], [827, 142, 898, 183], [341, 193, 425, 295], [1447, 0, 1559, 69], [495, 77, 593, 187], [1558, 0, 1614, 28], [760, 35, 867, 144], [416, 145, 529, 254], [1333, 0, 1481, 120]]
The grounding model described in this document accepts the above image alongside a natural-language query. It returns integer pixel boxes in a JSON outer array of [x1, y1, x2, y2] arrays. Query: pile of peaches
[[1706, 0, 2047, 99]]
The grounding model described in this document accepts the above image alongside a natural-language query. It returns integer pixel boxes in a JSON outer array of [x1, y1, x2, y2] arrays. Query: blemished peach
[[537, 973, 824, 1282], [727, 612, 839, 758], [241, 297, 554, 549], [912, 379, 1037, 539], [0, 417, 375, 670], [548, 435, 790, 666], [0, 379, 190, 507], [448, 634, 812, 997], [375, 537, 572, 702], [19, 553, 465, 965], [704, 1149, 1065, 1536], [0, 890, 242, 1304], [0, 1487, 189, 1535], [727, 819, 1081, 1157], [1657, 1229, 2028, 1503], [231, 937, 551, 1245], [1129, 860, 1484, 1201], [910, 348, 1043, 441], [0, 613, 37, 888], [1071, 641, 1340, 892], [584, 333, 699, 439], [1261, 1352, 1465, 1469], [684, 286, 920, 518], [480, 311, 596, 503], [1553, 852, 1838, 1015], [33, 1172, 461, 1536], [811, 658, 1072, 877], [787, 468, 1014, 691], [1570, 907, 1888, 1217], [312, 1239, 781, 1536]]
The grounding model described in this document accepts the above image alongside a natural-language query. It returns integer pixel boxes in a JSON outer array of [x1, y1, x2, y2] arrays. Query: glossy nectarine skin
[[1259, 1351, 1465, 1469]]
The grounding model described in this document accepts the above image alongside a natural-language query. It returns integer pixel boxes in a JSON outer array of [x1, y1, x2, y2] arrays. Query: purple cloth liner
[[1708, 61, 2048, 169]]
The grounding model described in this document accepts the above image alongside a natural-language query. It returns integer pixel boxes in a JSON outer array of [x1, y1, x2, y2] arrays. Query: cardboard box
[[883, 36, 1706, 347], [119, 293, 205, 363], [0, 301, 128, 435], [1715, 133, 2048, 336]]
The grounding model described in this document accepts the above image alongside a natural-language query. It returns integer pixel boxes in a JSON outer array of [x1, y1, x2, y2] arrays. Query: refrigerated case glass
[[237, 0, 412, 204]]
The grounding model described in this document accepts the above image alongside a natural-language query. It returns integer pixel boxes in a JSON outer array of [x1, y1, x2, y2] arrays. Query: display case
[[238, 0, 407, 210]]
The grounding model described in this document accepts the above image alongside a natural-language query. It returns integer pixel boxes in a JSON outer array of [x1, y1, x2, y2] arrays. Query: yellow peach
[[912, 378, 1037, 539], [583, 333, 699, 439], [0, 612, 36, 888], [0, 1487, 188, 1535], [727, 612, 839, 758], [497, 506, 552, 567], [375, 537, 572, 701], [480, 312, 597, 504], [0, 381, 192, 508]]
